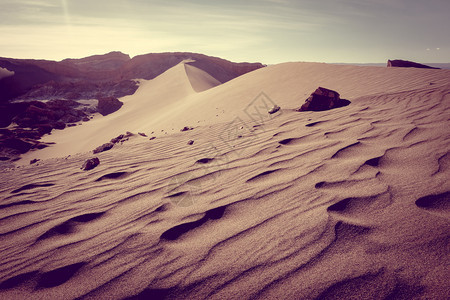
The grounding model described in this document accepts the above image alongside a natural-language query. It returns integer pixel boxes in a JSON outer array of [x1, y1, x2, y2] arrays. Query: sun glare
[[61, 0, 70, 27]]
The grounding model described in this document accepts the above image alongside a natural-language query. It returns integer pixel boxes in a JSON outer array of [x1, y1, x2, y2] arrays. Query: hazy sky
[[0, 0, 448, 63]]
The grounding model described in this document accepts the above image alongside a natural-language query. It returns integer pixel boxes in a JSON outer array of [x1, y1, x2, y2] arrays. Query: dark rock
[[82, 117, 90, 122], [53, 121, 66, 130], [110, 134, 125, 144], [60, 114, 81, 123], [34, 143, 49, 150], [97, 97, 123, 116], [47, 99, 80, 108], [187, 140, 194, 145], [138, 132, 147, 137], [181, 126, 193, 132], [297, 87, 351, 112], [30, 159, 40, 164], [0, 157, 10, 161], [67, 124, 77, 127], [93, 142, 114, 154], [0, 102, 30, 128], [149, 137, 156, 140], [14, 129, 41, 139], [81, 157, 100, 171], [35, 124, 53, 135], [268, 105, 280, 114], [1, 138, 33, 153], [0, 128, 13, 138], [387, 59, 440, 69]]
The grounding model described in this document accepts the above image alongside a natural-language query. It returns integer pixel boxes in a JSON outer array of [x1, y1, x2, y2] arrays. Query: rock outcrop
[[97, 97, 123, 116], [387, 59, 440, 69], [0, 128, 54, 161], [1, 100, 88, 129], [93, 142, 114, 154], [297, 87, 351, 112]]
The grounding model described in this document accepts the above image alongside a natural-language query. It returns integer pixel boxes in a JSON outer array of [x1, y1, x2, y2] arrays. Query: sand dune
[[1, 62, 449, 299], [20, 61, 450, 163]]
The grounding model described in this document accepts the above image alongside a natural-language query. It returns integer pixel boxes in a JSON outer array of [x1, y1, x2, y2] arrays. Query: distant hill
[[0, 52, 265, 103], [335, 62, 450, 69]]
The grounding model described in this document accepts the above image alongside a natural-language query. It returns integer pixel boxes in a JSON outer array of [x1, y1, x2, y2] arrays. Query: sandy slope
[[1, 62, 449, 299]]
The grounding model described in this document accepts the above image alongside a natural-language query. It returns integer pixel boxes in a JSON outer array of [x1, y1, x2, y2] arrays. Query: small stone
[[30, 159, 40, 164], [187, 140, 194, 145], [181, 126, 193, 132], [138, 132, 147, 137], [268, 105, 280, 114]]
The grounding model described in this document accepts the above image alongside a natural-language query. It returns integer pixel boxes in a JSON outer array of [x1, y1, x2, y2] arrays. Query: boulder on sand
[[268, 105, 280, 114], [297, 87, 350, 112], [81, 157, 100, 170], [97, 96, 123, 116]]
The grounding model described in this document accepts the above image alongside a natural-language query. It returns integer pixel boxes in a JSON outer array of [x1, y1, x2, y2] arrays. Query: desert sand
[[0, 61, 449, 299]]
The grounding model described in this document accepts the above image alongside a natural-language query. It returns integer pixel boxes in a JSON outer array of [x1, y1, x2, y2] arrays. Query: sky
[[0, 0, 448, 64]]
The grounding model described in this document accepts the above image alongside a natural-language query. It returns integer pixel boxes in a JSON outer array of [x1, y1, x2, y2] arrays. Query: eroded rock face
[[97, 97, 123, 116], [297, 87, 351, 112], [387, 59, 440, 69]]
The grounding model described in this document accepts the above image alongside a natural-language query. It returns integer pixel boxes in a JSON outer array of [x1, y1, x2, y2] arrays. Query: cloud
[[0, 67, 14, 80]]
